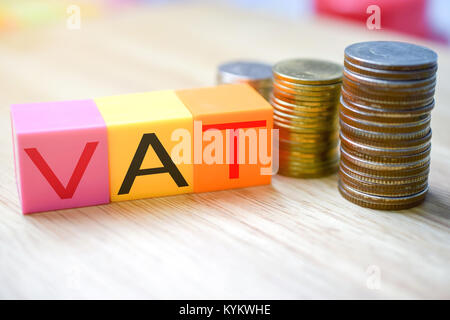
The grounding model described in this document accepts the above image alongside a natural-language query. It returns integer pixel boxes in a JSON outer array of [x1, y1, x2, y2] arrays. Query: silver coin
[[339, 119, 431, 140], [343, 67, 437, 89], [340, 147, 430, 170], [344, 58, 437, 81], [217, 61, 272, 82], [342, 74, 436, 96], [339, 95, 434, 118], [339, 109, 431, 130], [344, 41, 438, 71], [339, 132, 431, 156]]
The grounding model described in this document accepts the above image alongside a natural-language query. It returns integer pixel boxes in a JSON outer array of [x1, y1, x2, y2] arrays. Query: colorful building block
[[95, 91, 194, 202], [10, 84, 274, 214], [10, 100, 110, 214], [176, 85, 273, 193]]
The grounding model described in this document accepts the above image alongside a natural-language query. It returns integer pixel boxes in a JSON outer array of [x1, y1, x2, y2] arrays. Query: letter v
[[24, 142, 99, 199]]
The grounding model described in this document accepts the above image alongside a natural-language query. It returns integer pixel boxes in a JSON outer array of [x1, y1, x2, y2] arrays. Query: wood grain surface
[[0, 2, 449, 299]]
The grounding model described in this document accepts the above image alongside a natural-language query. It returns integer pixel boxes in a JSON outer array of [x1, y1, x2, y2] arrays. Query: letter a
[[118, 133, 188, 195], [366, 5, 381, 30]]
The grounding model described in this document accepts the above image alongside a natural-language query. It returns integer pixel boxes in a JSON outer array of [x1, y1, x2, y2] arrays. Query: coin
[[280, 167, 338, 179], [340, 146, 430, 171], [275, 118, 337, 133], [340, 170, 428, 197], [272, 101, 336, 118], [339, 160, 429, 185], [339, 110, 431, 134], [280, 160, 339, 169], [273, 88, 340, 103], [342, 72, 436, 95], [338, 180, 428, 210], [280, 138, 338, 150], [274, 109, 336, 124], [339, 132, 431, 157], [273, 58, 343, 85], [343, 59, 438, 81], [339, 96, 434, 123], [339, 119, 431, 141], [342, 82, 435, 103], [341, 86, 434, 109], [273, 81, 341, 98], [341, 131, 433, 153], [274, 78, 342, 91], [344, 41, 437, 71], [341, 143, 431, 165], [340, 154, 430, 178], [217, 61, 273, 100], [272, 58, 342, 178], [344, 68, 437, 89]]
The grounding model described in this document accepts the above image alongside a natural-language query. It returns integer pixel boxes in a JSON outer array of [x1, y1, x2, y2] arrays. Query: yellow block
[[95, 91, 193, 201]]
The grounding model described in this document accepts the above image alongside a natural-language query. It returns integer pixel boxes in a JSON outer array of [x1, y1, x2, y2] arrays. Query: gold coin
[[280, 139, 338, 151], [272, 58, 343, 180], [274, 78, 342, 92], [273, 58, 343, 85], [273, 93, 341, 108], [273, 81, 341, 98], [274, 111, 337, 126], [272, 102, 336, 118], [280, 160, 338, 173], [280, 148, 337, 160], [274, 118, 337, 132], [271, 95, 338, 112], [277, 127, 338, 138], [280, 154, 338, 165], [273, 87, 340, 102], [279, 167, 337, 178]]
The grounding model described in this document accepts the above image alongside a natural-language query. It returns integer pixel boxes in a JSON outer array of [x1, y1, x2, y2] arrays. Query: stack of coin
[[217, 61, 273, 100], [271, 59, 343, 178], [339, 41, 437, 210]]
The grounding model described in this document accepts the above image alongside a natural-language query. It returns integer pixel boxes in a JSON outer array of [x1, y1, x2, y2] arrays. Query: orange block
[[176, 84, 273, 193]]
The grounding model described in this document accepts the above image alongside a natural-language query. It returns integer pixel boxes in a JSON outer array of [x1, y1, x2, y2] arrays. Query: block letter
[[119, 133, 188, 195], [24, 142, 99, 199], [176, 84, 273, 193], [10, 100, 110, 214], [95, 91, 193, 201]]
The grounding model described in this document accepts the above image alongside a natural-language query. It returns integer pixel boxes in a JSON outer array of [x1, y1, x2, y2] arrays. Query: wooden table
[[0, 2, 449, 299]]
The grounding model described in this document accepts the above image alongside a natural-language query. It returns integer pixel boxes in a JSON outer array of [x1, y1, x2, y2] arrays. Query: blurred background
[[1, 0, 449, 45]]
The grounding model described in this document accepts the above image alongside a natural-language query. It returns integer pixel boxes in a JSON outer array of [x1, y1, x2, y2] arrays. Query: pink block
[[10, 100, 110, 214]]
